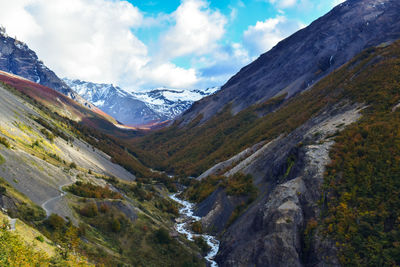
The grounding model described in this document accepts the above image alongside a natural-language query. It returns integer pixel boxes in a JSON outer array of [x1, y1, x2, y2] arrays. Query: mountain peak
[[180, 0, 400, 124], [63, 78, 220, 126]]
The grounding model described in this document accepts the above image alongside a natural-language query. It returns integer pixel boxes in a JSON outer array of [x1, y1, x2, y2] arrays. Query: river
[[170, 193, 220, 267]]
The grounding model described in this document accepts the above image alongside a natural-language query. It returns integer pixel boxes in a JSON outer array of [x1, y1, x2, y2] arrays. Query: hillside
[[180, 0, 400, 125], [0, 69, 207, 266], [1, 0, 400, 266], [133, 38, 400, 266]]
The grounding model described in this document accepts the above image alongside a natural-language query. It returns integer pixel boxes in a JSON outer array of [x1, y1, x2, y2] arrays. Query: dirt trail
[[41, 179, 76, 217]]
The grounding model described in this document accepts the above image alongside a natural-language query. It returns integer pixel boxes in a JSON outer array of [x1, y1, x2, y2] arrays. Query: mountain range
[[63, 78, 219, 126], [0, 27, 218, 127], [132, 0, 400, 266], [0, 0, 399, 266]]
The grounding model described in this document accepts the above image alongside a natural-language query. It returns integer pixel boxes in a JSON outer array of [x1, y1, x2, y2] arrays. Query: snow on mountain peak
[[63, 78, 220, 126]]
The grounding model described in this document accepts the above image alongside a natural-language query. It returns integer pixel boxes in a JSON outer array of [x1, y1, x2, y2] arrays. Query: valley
[[0, 0, 399, 266]]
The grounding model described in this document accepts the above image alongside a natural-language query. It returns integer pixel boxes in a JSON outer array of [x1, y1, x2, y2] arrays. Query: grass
[[0, 212, 56, 257], [0, 176, 46, 222]]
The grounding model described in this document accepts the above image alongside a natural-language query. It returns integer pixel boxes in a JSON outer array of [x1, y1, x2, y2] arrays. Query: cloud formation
[[243, 16, 304, 56], [159, 0, 227, 59], [268, 0, 298, 9], [0, 0, 206, 90], [0, 0, 330, 91]]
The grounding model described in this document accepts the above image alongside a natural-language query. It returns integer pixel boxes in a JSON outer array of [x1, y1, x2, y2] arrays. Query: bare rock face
[[181, 0, 400, 124], [0, 31, 92, 108], [209, 103, 363, 267]]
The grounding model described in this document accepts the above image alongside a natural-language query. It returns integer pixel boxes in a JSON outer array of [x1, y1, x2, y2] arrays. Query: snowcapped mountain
[[63, 78, 219, 126], [134, 87, 219, 120]]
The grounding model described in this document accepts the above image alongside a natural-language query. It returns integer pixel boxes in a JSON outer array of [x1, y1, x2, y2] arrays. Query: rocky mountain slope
[[130, 0, 400, 265], [63, 78, 160, 126], [0, 69, 207, 266], [180, 0, 400, 124], [145, 39, 400, 267], [0, 27, 93, 109], [64, 78, 219, 126]]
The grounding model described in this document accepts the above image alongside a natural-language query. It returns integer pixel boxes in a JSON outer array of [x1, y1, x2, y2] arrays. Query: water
[[170, 193, 220, 267]]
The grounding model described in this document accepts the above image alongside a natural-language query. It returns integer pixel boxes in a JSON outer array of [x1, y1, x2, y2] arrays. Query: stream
[[170, 193, 220, 267]]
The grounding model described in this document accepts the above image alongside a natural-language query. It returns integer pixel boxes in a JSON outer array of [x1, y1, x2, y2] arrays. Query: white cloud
[[331, 0, 345, 7], [0, 0, 323, 91], [0, 0, 199, 90], [140, 63, 198, 89], [243, 16, 303, 56], [159, 0, 227, 59], [268, 0, 297, 9]]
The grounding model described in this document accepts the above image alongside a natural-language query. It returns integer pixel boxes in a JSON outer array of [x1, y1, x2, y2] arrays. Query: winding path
[[41, 179, 76, 217]]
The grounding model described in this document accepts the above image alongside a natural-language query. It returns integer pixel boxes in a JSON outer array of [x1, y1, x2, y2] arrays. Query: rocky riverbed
[[170, 193, 220, 267]]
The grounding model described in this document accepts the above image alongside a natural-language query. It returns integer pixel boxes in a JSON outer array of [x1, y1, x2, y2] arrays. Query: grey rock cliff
[[209, 103, 363, 266], [0, 31, 92, 108]]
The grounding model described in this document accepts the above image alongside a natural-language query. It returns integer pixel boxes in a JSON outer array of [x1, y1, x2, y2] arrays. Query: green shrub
[[35, 235, 45, 242], [194, 237, 210, 255], [79, 203, 98, 218], [192, 221, 203, 234], [45, 214, 66, 230], [68, 182, 122, 199], [69, 162, 77, 169], [0, 225, 50, 265], [155, 228, 171, 244], [40, 128, 54, 142], [0, 137, 10, 148], [184, 175, 222, 203], [223, 173, 258, 199], [31, 140, 40, 148], [110, 218, 121, 233]]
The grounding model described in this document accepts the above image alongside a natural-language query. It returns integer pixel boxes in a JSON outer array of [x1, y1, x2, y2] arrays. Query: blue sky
[[0, 0, 343, 91]]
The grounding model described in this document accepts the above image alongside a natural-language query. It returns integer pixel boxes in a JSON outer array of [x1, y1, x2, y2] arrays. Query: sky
[[0, 0, 344, 91]]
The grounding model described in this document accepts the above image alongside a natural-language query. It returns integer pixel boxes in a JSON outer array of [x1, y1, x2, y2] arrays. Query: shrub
[[68, 182, 123, 199], [40, 128, 54, 142], [45, 214, 66, 230], [31, 140, 40, 148], [223, 173, 258, 199], [79, 203, 98, 218], [99, 203, 110, 213], [48, 153, 61, 162], [35, 235, 45, 242], [192, 221, 203, 234], [184, 175, 222, 203], [194, 237, 210, 255], [69, 162, 77, 169], [0, 137, 10, 148], [0, 226, 50, 265], [110, 219, 121, 233], [155, 228, 171, 244]]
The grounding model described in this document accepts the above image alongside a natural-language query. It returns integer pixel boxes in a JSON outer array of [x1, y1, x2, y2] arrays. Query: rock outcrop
[[0, 30, 92, 108], [196, 102, 364, 266]]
